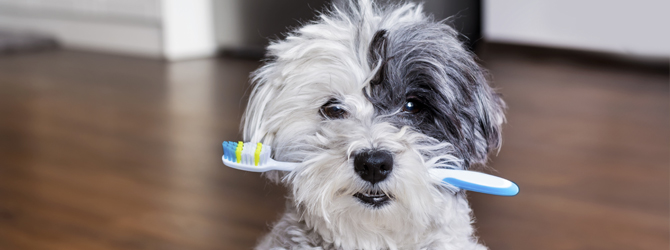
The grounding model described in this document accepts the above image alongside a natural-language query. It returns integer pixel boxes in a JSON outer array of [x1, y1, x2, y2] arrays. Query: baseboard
[[0, 15, 163, 58], [478, 42, 669, 74]]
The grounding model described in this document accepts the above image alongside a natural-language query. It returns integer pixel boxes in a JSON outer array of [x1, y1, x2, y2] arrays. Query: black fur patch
[[365, 23, 504, 168], [368, 29, 388, 87]]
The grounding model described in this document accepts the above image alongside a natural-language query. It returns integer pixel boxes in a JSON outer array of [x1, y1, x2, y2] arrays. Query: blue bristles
[[222, 141, 238, 162], [222, 141, 228, 160]]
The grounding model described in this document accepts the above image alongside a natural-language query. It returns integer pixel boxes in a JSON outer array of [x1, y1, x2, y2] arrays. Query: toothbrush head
[[222, 141, 271, 167], [222, 141, 299, 172]]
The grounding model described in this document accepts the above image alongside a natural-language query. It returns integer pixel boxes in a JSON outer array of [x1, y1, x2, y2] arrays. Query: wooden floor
[[0, 47, 667, 250]]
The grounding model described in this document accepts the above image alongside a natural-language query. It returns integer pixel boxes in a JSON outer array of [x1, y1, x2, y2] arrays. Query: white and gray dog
[[242, 0, 505, 249]]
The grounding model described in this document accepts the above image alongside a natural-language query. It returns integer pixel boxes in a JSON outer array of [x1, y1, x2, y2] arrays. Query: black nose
[[353, 150, 393, 185]]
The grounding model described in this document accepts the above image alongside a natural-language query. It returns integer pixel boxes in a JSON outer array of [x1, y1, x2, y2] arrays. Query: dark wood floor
[[0, 47, 667, 250]]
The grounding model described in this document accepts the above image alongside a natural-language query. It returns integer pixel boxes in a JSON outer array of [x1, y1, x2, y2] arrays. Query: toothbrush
[[222, 141, 519, 196]]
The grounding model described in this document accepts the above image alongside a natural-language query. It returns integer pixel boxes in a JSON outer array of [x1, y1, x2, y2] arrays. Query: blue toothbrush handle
[[430, 169, 519, 196], [442, 177, 519, 196]]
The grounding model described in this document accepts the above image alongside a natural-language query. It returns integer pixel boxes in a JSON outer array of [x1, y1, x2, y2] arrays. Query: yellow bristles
[[235, 141, 243, 163], [254, 143, 262, 166]]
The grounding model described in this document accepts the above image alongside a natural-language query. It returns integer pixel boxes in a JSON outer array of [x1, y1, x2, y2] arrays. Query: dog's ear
[[469, 83, 506, 167], [242, 64, 287, 183], [242, 64, 277, 144]]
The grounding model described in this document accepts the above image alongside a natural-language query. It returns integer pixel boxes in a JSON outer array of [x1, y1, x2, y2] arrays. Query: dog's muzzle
[[353, 150, 394, 207]]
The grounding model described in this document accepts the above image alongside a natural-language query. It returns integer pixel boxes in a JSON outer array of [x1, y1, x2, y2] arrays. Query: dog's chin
[[353, 190, 393, 208]]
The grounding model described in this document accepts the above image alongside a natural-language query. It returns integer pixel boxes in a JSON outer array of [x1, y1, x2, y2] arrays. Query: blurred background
[[0, 0, 667, 250]]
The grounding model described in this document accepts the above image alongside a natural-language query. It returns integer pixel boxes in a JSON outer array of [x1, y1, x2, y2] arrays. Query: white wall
[[0, 0, 162, 21], [0, 0, 216, 60], [484, 0, 670, 58], [0, 0, 163, 57]]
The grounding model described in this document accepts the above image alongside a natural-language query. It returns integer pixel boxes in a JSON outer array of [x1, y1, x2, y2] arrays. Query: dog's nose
[[353, 150, 393, 185]]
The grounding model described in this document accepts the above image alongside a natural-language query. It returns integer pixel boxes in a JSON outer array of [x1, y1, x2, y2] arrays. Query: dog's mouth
[[353, 190, 392, 208]]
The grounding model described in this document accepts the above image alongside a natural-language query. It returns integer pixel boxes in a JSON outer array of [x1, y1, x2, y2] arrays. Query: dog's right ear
[[242, 63, 278, 145], [242, 63, 287, 184]]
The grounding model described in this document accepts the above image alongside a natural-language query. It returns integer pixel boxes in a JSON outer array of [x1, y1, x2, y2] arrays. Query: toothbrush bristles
[[222, 141, 271, 167]]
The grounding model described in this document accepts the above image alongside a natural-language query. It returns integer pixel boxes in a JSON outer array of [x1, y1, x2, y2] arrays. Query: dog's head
[[243, 0, 504, 247]]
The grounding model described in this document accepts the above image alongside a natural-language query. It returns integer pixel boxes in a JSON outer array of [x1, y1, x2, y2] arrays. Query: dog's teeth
[[361, 191, 386, 198]]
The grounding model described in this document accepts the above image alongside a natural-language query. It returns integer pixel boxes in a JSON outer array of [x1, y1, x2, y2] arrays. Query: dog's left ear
[[469, 83, 506, 167]]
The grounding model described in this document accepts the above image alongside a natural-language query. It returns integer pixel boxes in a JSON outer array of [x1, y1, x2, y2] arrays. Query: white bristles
[[242, 143, 254, 164], [261, 145, 271, 165]]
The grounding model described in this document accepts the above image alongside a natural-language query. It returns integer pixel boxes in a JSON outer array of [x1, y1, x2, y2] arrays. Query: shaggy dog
[[242, 0, 505, 249]]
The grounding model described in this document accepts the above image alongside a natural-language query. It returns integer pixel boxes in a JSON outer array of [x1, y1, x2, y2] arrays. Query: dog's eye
[[402, 100, 422, 114], [320, 101, 348, 119]]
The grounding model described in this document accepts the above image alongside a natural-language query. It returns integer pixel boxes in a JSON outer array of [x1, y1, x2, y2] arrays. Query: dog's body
[[242, 1, 504, 249]]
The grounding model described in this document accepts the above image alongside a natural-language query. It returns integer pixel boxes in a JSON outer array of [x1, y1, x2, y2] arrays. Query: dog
[[242, 0, 505, 249]]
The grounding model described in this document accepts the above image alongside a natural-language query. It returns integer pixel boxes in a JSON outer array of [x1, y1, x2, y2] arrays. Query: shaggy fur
[[242, 1, 505, 249]]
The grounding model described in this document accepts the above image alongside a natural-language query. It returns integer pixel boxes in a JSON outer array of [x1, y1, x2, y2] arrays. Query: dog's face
[[243, 1, 504, 248]]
